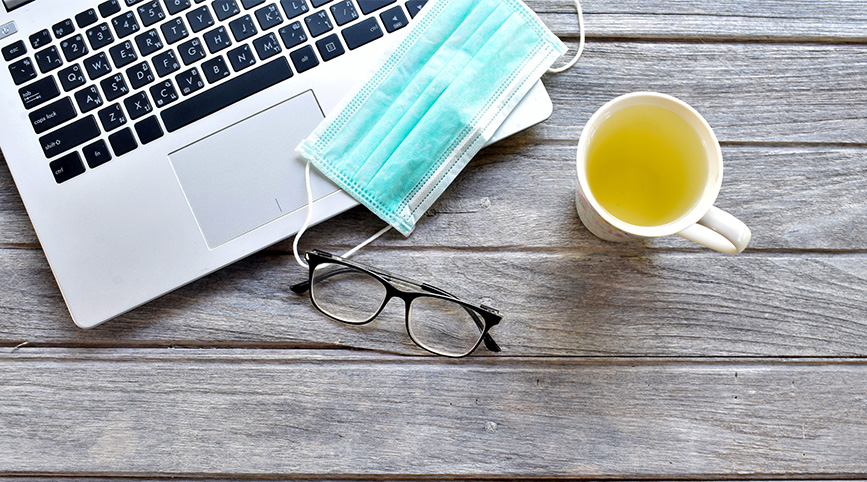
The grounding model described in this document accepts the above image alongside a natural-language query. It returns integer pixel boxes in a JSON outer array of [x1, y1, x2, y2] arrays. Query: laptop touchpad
[[169, 91, 338, 248]]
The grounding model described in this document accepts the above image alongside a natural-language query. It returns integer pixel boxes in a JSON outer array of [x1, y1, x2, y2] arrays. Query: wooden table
[[2, 0, 867, 477]]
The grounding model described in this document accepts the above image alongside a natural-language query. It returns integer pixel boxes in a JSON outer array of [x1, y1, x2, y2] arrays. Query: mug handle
[[676, 206, 752, 254]]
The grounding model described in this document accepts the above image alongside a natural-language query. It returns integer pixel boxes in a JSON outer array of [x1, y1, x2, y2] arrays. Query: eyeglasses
[[291, 250, 502, 358]]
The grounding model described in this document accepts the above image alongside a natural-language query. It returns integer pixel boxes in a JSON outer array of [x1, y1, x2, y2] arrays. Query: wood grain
[[2, 249, 866, 357], [1, 349, 866, 476], [530, 1, 867, 41]]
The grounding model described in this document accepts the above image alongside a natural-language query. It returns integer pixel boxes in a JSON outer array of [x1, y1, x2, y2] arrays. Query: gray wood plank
[[529, 1, 867, 41], [2, 250, 866, 357], [4, 144, 865, 250], [537, 42, 867, 144], [1, 349, 866, 476]]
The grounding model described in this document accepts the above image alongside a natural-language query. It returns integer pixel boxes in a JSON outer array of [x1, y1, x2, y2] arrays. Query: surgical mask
[[293, 0, 584, 267], [297, 0, 579, 235]]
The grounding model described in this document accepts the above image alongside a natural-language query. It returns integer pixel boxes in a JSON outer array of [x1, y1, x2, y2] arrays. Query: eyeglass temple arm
[[419, 283, 501, 353]]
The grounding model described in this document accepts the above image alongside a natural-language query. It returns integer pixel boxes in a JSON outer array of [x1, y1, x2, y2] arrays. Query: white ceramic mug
[[575, 92, 751, 254]]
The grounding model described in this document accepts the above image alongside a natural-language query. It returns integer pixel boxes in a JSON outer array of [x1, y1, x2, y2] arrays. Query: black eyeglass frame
[[291, 250, 501, 357]]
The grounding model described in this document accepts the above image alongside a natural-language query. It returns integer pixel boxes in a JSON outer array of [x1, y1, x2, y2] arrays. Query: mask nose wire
[[293, 161, 392, 269], [547, 0, 585, 74]]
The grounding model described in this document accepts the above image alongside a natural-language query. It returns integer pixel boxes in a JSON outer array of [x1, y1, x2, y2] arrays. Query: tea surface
[[586, 104, 708, 227]]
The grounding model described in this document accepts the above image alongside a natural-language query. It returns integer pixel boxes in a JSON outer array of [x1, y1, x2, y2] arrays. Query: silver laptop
[[0, 0, 556, 328]]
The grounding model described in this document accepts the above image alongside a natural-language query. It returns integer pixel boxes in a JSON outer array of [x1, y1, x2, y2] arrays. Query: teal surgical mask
[[296, 0, 580, 237]]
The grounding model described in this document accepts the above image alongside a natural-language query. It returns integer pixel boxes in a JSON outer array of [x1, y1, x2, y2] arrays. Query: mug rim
[[576, 92, 724, 238]]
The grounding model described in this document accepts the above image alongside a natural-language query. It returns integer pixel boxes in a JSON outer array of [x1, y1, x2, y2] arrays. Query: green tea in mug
[[585, 104, 709, 227]]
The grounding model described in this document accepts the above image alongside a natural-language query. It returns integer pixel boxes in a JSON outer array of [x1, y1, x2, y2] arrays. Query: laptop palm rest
[[169, 90, 337, 248]]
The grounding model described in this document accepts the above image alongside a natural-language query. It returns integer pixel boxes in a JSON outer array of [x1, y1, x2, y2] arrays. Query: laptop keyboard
[[3, 0, 429, 184]]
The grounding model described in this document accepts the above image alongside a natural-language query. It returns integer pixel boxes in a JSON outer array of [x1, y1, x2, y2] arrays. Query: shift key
[[39, 115, 100, 158]]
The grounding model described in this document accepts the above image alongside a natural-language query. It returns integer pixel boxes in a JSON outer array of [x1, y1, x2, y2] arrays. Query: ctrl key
[[49, 152, 86, 184]]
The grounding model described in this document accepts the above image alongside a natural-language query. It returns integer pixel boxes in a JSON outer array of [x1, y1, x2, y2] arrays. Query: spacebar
[[161, 57, 293, 133]]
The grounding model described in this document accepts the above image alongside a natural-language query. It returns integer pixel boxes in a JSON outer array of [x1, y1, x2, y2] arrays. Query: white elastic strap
[[293, 161, 393, 269], [547, 0, 585, 74]]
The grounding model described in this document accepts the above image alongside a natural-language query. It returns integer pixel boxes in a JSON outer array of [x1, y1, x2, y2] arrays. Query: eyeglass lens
[[310, 261, 486, 356], [311, 263, 387, 324]]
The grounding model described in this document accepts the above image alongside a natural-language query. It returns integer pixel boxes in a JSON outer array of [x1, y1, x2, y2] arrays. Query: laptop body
[[0, 0, 556, 328]]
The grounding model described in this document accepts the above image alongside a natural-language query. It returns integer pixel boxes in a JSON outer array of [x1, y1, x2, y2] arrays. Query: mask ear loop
[[293, 161, 392, 269], [547, 0, 585, 74]]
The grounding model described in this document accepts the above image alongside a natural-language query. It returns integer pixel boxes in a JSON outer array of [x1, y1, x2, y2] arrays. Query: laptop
[[0, 0, 556, 328]]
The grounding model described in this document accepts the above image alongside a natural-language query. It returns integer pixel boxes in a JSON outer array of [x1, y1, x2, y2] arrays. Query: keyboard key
[[83, 139, 113, 168], [252, 33, 281, 60], [280, 0, 308, 19], [187, 6, 215, 32], [2, 40, 27, 61], [76, 9, 100, 28], [98, 0, 122, 18], [149, 79, 179, 107], [135, 115, 164, 144], [289, 44, 317, 73], [356, 0, 393, 15], [136, 29, 164, 55], [176, 67, 205, 94], [101, 72, 129, 101], [405, 0, 426, 18], [229, 15, 258, 42], [204, 26, 232, 53], [310, 0, 332, 6], [113, 11, 141, 38], [50, 151, 86, 184], [255, 3, 283, 30], [84, 52, 113, 79], [330, 1, 358, 26], [138, 1, 167, 27], [75, 85, 104, 113], [342, 17, 381, 50], [60, 34, 89, 62], [161, 18, 189, 44], [165, 0, 193, 15], [53, 19, 76, 39], [213, 0, 241, 21], [29, 97, 76, 134], [87, 23, 115, 50], [178, 37, 206, 64], [380, 5, 407, 32], [9, 57, 36, 85], [278, 21, 306, 49], [124, 91, 153, 119], [315, 33, 343, 60], [242, 0, 265, 8], [227, 44, 255, 71], [109, 127, 138, 156], [58, 64, 86, 91], [161, 56, 292, 132], [153, 49, 181, 76], [35, 46, 63, 73], [201, 55, 230, 83], [304, 11, 332, 37], [19, 76, 60, 109], [110, 40, 138, 68], [39, 115, 100, 158], [98, 102, 127, 131], [127, 60, 155, 88], [30, 30, 52, 49]]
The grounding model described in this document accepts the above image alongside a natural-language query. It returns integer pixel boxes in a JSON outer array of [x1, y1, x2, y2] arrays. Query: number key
[[112, 11, 141, 38], [139, 1, 167, 27], [87, 23, 115, 50], [60, 34, 89, 62], [35, 46, 64, 73]]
